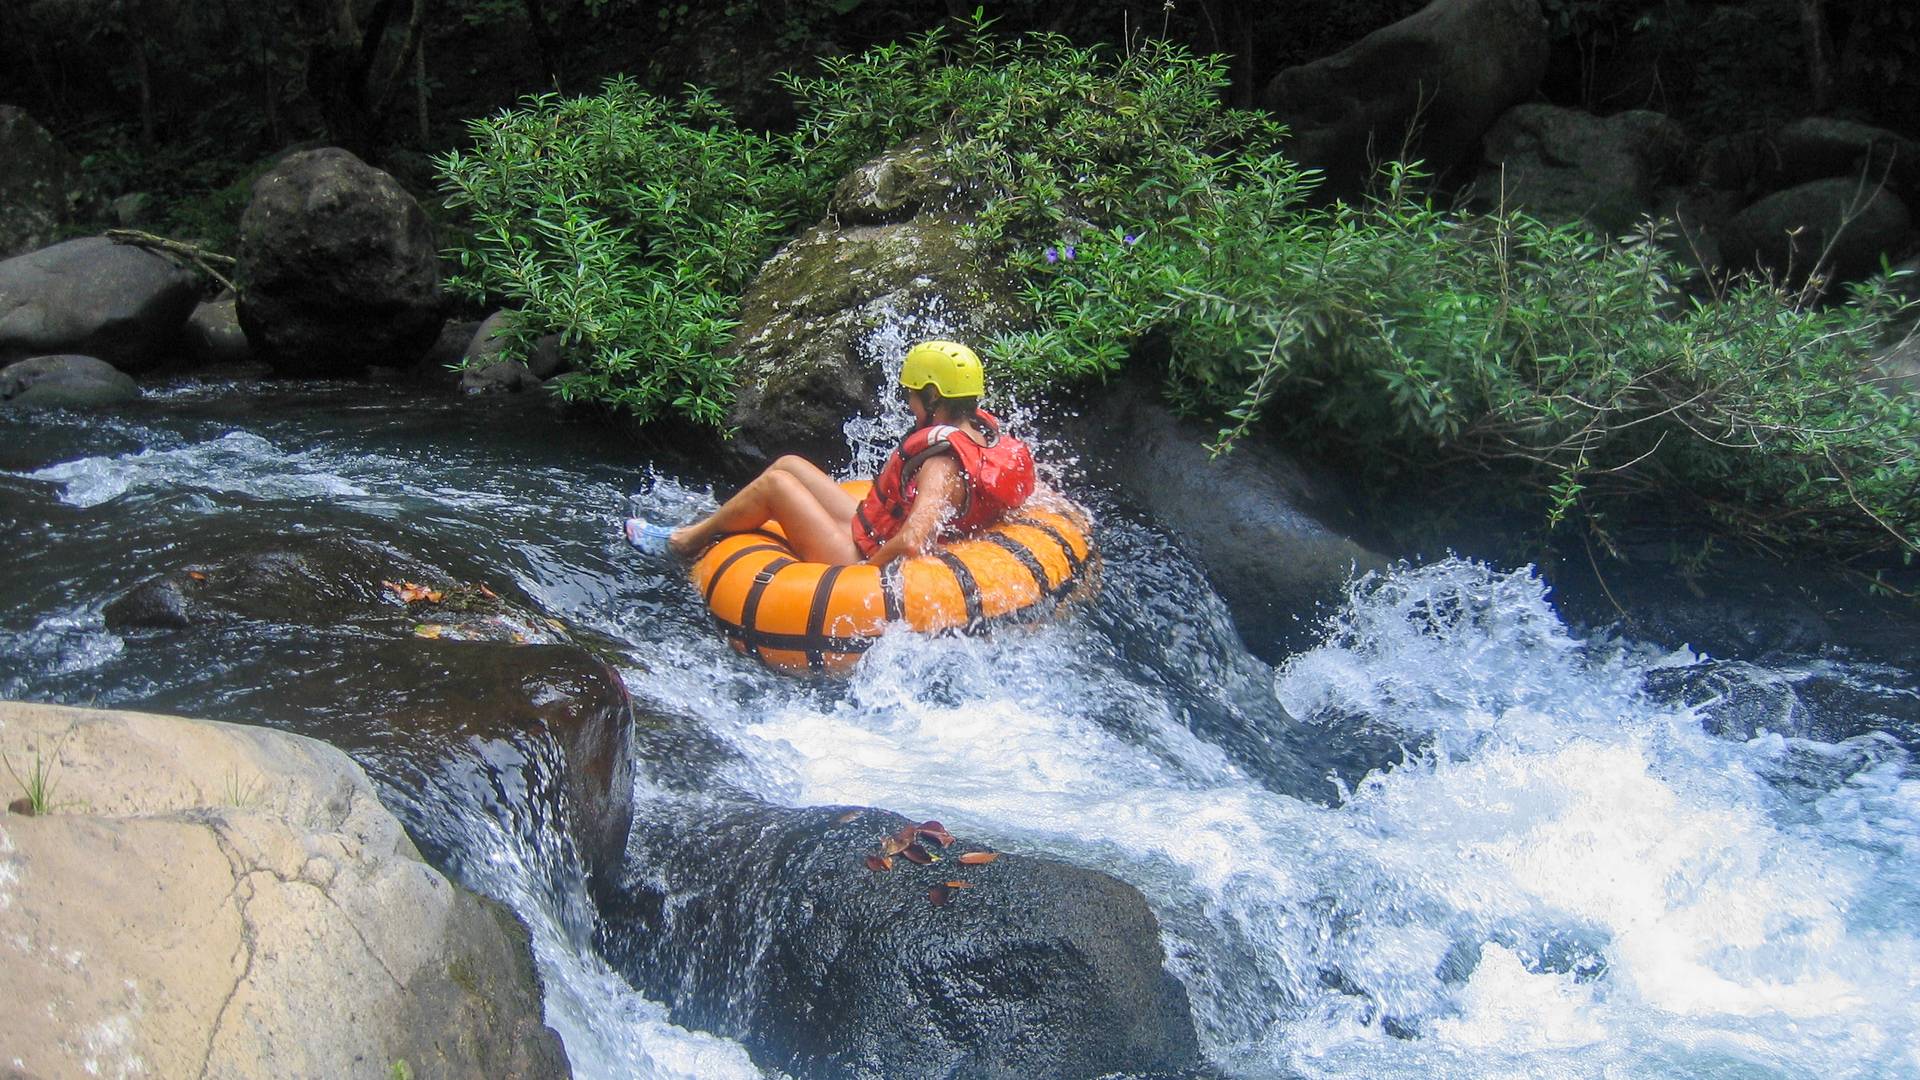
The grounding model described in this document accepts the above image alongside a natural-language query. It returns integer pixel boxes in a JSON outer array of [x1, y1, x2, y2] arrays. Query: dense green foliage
[[434, 22, 1917, 561], [780, 26, 1283, 244], [436, 78, 811, 424], [1002, 160, 1919, 560]]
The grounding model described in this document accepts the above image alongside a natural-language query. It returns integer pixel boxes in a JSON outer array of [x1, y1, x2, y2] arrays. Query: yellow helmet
[[900, 340, 985, 398]]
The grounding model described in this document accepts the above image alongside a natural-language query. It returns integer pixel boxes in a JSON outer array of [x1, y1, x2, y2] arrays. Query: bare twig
[[106, 229, 238, 294]]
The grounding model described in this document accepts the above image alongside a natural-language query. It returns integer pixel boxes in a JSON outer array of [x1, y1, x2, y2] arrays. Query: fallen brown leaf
[[916, 823, 955, 847], [942, 881, 973, 889], [900, 844, 936, 865], [926, 884, 953, 907], [864, 854, 894, 872], [957, 852, 1000, 865], [186, 570, 208, 582], [880, 834, 910, 857]]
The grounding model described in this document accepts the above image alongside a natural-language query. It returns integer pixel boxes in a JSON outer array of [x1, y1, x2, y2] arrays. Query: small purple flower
[[1123, 232, 1141, 247], [1043, 246, 1059, 264], [1062, 244, 1076, 261]]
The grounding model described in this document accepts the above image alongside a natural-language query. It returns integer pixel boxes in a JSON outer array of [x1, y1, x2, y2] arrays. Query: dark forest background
[[4, 0, 1916, 246]]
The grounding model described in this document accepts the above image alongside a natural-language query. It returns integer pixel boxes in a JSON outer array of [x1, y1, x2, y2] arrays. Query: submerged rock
[[0, 353, 141, 408], [102, 533, 636, 887], [0, 700, 568, 1079], [601, 801, 1202, 1080]]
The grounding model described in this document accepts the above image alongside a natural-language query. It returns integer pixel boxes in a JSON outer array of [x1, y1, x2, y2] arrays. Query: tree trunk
[[295, 0, 431, 158], [1799, 0, 1836, 111], [521, 0, 565, 91], [414, 34, 429, 144], [134, 38, 156, 147]]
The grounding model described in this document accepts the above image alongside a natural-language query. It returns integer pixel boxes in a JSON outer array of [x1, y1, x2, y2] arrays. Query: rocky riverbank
[[0, 700, 568, 1079]]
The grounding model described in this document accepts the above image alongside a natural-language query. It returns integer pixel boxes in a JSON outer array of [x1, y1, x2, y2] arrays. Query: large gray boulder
[[1722, 177, 1912, 286], [1261, 0, 1550, 194], [237, 148, 445, 376], [1475, 104, 1690, 235], [0, 107, 85, 259], [726, 139, 1029, 469], [0, 354, 140, 408], [602, 801, 1202, 1080], [0, 700, 568, 1079], [0, 236, 200, 371]]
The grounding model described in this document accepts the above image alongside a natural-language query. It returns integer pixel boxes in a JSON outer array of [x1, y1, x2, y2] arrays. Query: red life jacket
[[852, 410, 1036, 558]]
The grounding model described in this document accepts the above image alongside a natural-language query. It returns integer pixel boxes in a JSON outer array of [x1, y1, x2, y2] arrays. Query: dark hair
[[922, 389, 982, 426]]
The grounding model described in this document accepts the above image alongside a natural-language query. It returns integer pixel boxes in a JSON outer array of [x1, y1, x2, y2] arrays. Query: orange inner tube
[[690, 479, 1098, 675]]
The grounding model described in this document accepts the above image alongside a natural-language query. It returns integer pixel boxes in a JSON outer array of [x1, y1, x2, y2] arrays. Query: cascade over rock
[[236, 148, 445, 377], [0, 236, 200, 372], [601, 800, 1203, 1080], [0, 700, 568, 1079], [725, 139, 1028, 469], [103, 532, 636, 887], [1261, 0, 1550, 195]]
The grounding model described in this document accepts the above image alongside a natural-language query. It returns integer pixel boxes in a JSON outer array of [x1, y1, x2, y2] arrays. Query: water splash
[[691, 558, 1920, 1079]]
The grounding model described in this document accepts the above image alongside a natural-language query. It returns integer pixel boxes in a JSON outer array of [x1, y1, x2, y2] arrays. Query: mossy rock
[[725, 141, 1031, 469]]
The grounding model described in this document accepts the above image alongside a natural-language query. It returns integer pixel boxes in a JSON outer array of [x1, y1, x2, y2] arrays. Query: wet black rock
[[601, 802, 1202, 1080], [1065, 385, 1387, 663], [104, 532, 636, 887]]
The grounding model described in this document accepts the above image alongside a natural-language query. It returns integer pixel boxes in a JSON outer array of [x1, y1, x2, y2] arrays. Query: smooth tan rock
[[0, 700, 567, 1080]]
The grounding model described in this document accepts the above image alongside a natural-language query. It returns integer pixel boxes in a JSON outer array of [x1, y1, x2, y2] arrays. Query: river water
[[3, 378, 1917, 1079]]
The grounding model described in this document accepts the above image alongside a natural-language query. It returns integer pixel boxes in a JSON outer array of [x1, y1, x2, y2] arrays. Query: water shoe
[[624, 518, 678, 556]]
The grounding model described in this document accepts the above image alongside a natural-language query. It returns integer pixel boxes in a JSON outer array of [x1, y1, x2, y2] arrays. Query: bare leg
[[671, 465, 862, 564], [768, 455, 858, 520]]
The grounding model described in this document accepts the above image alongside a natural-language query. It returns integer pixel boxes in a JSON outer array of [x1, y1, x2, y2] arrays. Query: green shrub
[[782, 19, 1285, 247], [434, 22, 1919, 563], [998, 158, 1920, 561], [435, 76, 811, 425]]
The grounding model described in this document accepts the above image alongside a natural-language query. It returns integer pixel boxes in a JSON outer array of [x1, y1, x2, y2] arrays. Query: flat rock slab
[[0, 700, 567, 1080]]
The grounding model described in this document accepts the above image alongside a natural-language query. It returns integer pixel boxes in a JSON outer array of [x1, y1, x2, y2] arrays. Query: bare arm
[[862, 454, 963, 568]]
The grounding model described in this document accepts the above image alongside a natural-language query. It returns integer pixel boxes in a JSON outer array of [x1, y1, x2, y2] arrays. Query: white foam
[[695, 558, 1920, 1077]]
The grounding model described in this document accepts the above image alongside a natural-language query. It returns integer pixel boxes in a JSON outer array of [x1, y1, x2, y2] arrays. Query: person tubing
[[852, 341, 1036, 559]]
